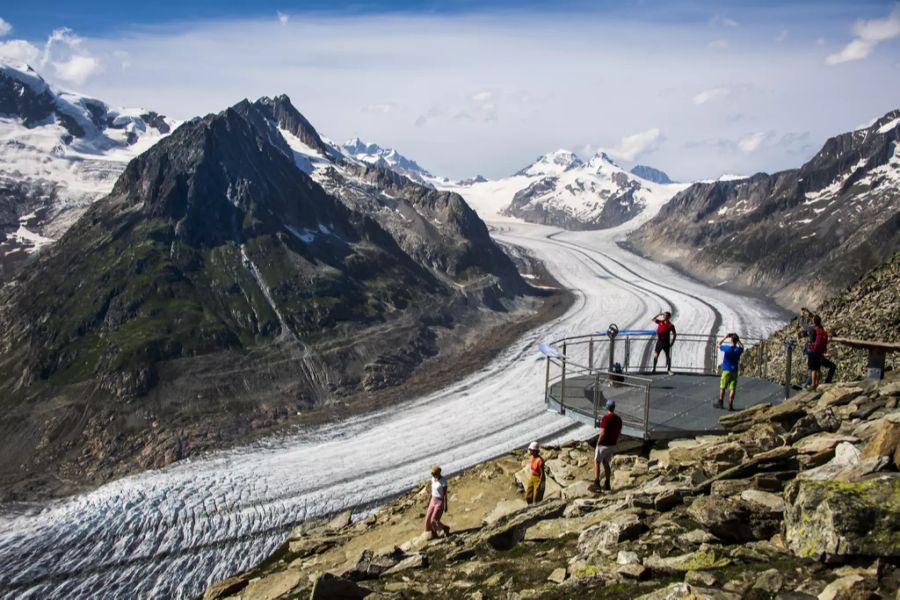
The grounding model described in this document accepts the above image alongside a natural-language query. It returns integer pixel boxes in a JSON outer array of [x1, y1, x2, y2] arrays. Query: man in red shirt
[[652, 311, 677, 374], [593, 399, 623, 491]]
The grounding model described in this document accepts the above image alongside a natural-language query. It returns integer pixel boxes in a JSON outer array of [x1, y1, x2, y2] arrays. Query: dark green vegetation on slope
[[0, 99, 540, 499]]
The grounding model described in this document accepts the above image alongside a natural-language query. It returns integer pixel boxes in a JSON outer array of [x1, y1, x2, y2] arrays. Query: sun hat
[[431, 465, 442, 475], [528, 441, 539, 451], [606, 399, 616, 410]]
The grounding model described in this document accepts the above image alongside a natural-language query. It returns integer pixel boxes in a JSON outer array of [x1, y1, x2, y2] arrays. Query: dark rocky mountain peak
[[630, 164, 674, 184]]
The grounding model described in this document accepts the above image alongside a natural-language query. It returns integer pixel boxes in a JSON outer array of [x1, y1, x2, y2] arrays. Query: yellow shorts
[[720, 370, 738, 390]]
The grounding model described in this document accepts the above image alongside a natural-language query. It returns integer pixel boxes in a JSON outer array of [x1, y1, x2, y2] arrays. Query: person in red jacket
[[592, 399, 623, 492], [651, 311, 677, 374]]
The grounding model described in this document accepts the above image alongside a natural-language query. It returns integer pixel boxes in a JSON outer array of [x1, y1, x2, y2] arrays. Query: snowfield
[[0, 219, 787, 600]]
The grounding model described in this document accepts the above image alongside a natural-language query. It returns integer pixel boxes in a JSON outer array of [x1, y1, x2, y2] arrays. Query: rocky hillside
[[743, 251, 900, 386], [0, 63, 174, 278], [628, 109, 900, 309], [0, 97, 539, 499], [204, 376, 900, 599]]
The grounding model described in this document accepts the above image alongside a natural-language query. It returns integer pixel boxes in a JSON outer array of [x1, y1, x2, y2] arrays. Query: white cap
[[528, 441, 539, 451]]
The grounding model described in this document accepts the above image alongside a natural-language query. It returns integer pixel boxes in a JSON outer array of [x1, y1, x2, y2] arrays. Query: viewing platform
[[540, 328, 786, 441]]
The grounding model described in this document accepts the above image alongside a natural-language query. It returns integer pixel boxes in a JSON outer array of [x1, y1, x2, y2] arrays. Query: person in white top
[[424, 465, 450, 538]]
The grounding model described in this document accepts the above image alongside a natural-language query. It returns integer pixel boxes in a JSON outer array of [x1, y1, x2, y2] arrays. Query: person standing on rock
[[424, 465, 450, 538], [716, 333, 744, 411], [651, 311, 677, 374], [524, 441, 545, 504], [800, 308, 836, 389], [592, 399, 622, 492]]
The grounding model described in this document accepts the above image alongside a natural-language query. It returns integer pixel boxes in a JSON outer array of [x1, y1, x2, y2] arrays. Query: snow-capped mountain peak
[[0, 62, 176, 276], [515, 149, 584, 177], [341, 137, 433, 182]]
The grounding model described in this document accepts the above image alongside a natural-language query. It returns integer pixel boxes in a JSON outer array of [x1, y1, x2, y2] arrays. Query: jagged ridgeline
[[629, 109, 900, 309], [0, 97, 529, 489]]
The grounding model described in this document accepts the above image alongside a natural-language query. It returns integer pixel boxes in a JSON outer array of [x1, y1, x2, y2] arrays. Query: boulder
[[577, 512, 644, 556], [786, 409, 840, 444], [860, 412, 900, 468], [739, 489, 784, 514], [687, 496, 779, 543], [514, 466, 562, 499], [816, 574, 876, 600], [561, 480, 596, 501], [751, 568, 784, 594], [617, 550, 641, 565], [793, 433, 859, 455], [719, 404, 773, 433], [381, 552, 427, 576], [203, 575, 249, 600], [684, 570, 717, 587], [450, 500, 566, 559], [637, 582, 739, 599], [326, 510, 353, 532], [643, 548, 731, 573], [783, 474, 900, 559], [309, 573, 370, 600], [547, 567, 568, 584], [617, 563, 649, 580], [341, 548, 405, 580], [483, 499, 528, 526], [816, 387, 864, 410]]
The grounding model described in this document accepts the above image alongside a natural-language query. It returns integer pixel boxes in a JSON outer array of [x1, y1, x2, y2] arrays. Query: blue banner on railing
[[537, 342, 561, 358]]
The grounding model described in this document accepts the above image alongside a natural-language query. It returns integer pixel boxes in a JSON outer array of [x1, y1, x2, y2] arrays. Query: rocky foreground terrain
[[203, 375, 900, 600]]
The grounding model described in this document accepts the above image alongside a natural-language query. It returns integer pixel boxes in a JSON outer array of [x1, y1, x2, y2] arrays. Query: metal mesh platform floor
[[547, 372, 785, 440]]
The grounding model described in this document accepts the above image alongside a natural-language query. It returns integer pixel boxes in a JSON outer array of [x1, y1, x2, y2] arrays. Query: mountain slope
[[0, 98, 532, 497], [628, 109, 900, 308], [630, 164, 673, 184], [0, 63, 174, 277]]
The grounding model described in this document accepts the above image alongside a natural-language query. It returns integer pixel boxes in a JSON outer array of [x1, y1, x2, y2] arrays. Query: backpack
[[812, 327, 829, 355]]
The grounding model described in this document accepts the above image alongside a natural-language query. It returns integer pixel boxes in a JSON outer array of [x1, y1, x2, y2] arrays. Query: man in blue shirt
[[717, 333, 744, 411]]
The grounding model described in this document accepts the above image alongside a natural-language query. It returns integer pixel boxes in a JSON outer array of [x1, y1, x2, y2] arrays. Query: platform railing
[[542, 331, 771, 439]]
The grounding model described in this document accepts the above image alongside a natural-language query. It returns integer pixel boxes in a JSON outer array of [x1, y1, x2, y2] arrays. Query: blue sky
[[1, 1, 899, 180]]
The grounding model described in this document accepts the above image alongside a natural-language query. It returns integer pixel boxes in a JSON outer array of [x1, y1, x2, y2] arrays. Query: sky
[[1, 1, 900, 181]]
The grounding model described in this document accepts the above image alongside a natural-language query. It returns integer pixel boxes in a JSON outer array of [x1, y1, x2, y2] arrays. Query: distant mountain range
[[628, 108, 900, 308]]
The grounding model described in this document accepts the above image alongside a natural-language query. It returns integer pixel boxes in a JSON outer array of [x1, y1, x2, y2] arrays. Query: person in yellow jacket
[[525, 441, 545, 504]]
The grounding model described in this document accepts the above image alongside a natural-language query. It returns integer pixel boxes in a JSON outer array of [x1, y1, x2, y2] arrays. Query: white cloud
[[0, 39, 41, 64], [708, 38, 729, 49], [0, 26, 102, 84], [775, 30, 789, 43], [826, 6, 900, 65], [53, 54, 102, 84], [692, 87, 730, 105], [737, 131, 770, 153], [0, 17, 12, 37], [607, 128, 662, 161], [710, 15, 738, 28], [277, 11, 289, 25], [33, 11, 900, 181]]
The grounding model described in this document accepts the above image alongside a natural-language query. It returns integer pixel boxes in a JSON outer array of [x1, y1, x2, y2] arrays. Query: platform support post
[[709, 337, 717, 375], [588, 338, 594, 371], [784, 341, 794, 400], [560, 342, 567, 415], [593, 373, 600, 425], [544, 356, 551, 407], [642, 384, 651, 439], [867, 348, 886, 380], [624, 337, 630, 373], [608, 336, 616, 373]]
